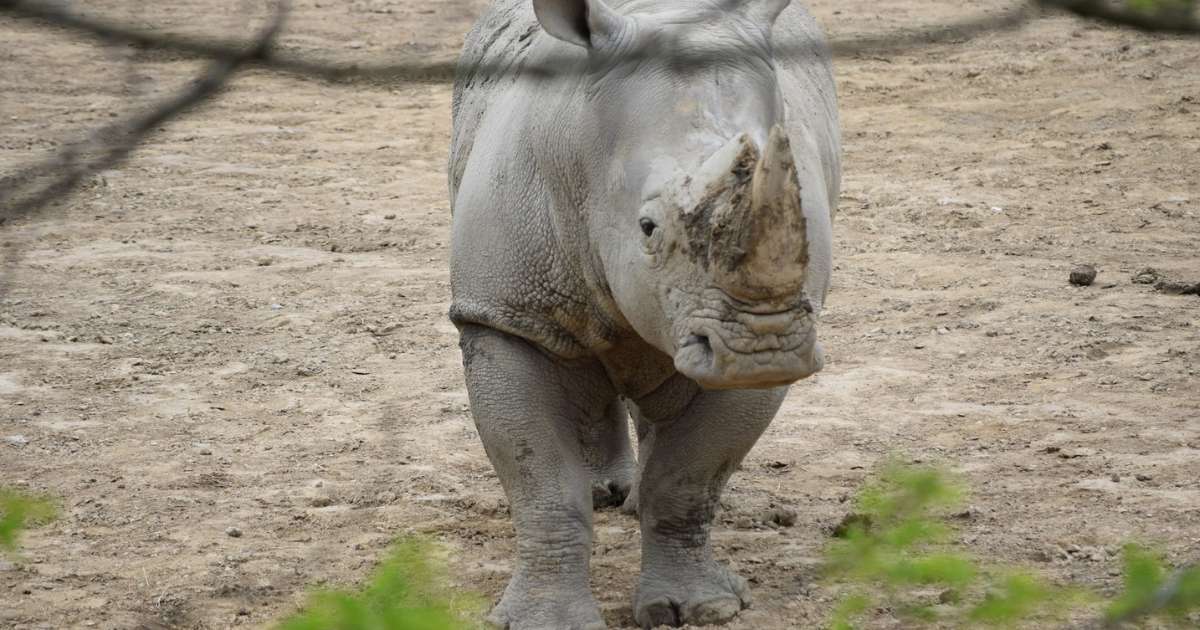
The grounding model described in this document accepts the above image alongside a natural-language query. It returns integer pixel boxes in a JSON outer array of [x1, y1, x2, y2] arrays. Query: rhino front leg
[[459, 325, 613, 630], [633, 387, 786, 628], [581, 399, 636, 509], [619, 406, 652, 515]]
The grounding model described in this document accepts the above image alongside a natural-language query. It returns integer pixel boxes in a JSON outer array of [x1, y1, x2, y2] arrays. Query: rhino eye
[[639, 217, 658, 237]]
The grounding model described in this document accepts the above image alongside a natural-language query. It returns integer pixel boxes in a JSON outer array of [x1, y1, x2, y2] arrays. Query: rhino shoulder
[[449, 0, 543, 204]]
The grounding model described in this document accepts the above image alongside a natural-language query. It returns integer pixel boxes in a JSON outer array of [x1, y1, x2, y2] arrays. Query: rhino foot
[[633, 561, 750, 628], [618, 482, 638, 515], [591, 474, 632, 509], [487, 576, 606, 630]]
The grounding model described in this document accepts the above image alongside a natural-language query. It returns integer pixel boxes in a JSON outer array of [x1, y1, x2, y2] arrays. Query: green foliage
[[967, 572, 1061, 627], [0, 487, 57, 555], [277, 537, 484, 630], [1105, 544, 1200, 627], [821, 461, 1200, 629], [824, 460, 1011, 628], [1127, 0, 1196, 15]]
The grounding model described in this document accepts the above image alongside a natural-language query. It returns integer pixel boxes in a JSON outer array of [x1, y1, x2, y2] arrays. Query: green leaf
[[1105, 544, 1167, 621], [1165, 565, 1200, 620], [276, 537, 484, 630], [828, 592, 870, 630], [886, 554, 976, 587], [0, 488, 58, 554], [968, 572, 1056, 626]]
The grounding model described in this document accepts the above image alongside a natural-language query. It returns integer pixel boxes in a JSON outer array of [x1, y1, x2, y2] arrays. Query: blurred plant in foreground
[[0, 487, 57, 555], [824, 460, 1200, 629], [1127, 0, 1196, 17], [276, 537, 485, 630]]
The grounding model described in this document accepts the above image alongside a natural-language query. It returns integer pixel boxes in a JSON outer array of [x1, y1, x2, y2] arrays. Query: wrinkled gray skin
[[448, 0, 839, 627]]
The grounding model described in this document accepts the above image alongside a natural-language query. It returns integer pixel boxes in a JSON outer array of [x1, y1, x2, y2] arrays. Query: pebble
[[1069, 264, 1097, 286], [296, 363, 322, 377], [4, 435, 29, 447], [1135, 473, 1153, 482], [762, 507, 798, 528], [196, 444, 213, 455], [225, 527, 242, 538], [1132, 268, 1159, 284]]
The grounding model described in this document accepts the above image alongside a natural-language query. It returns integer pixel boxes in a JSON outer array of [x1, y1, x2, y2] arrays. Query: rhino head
[[534, 0, 827, 389]]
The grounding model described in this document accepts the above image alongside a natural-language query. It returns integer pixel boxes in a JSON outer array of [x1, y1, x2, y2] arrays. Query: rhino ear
[[533, 0, 623, 48]]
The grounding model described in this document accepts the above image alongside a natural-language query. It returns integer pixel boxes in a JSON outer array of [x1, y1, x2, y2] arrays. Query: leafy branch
[[824, 461, 1200, 629], [0, 488, 58, 555], [276, 537, 485, 630]]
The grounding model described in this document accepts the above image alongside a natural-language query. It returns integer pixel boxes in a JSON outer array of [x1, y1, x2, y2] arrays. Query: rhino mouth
[[673, 307, 823, 390]]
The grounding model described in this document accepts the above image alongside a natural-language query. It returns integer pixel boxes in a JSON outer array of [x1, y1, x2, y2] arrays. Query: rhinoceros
[[448, 0, 839, 627]]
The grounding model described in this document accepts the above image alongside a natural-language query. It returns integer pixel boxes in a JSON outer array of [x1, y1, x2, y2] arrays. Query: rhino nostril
[[683, 334, 711, 351]]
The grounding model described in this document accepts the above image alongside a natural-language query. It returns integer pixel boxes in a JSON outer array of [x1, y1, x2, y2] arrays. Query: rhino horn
[[708, 125, 807, 300]]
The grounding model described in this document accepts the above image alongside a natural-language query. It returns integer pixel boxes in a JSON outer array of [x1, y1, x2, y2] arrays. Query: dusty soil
[[1, 0, 1198, 628]]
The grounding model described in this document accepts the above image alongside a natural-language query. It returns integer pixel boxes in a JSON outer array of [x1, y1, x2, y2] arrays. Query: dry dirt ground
[[1, 0, 1198, 628]]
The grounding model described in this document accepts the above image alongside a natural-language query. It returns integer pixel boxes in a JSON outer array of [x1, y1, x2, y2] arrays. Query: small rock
[[1110, 473, 1121, 482], [1132, 268, 1160, 284], [1155, 279, 1200, 295], [1069, 264, 1097, 286], [831, 513, 873, 538], [4, 435, 29, 447], [383, 213, 397, 220], [296, 363, 322, 377], [225, 527, 242, 538], [1135, 473, 1153, 482], [309, 495, 334, 508], [196, 444, 213, 455], [97, 335, 114, 345], [763, 507, 798, 528]]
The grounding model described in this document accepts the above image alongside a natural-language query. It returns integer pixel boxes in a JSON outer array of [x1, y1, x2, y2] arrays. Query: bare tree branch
[[0, 1, 286, 289], [1, 0, 1037, 86]]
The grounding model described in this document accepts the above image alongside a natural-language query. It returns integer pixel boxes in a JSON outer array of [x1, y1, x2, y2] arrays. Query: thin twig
[[1, 0, 1038, 85], [0, 1, 287, 289]]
